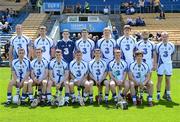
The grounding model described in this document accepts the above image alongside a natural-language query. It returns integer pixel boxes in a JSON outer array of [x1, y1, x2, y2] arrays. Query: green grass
[[0, 68, 180, 122]]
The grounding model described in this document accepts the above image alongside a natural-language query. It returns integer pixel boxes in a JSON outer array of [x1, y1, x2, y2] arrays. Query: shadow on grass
[[2, 99, 179, 110], [155, 99, 179, 108]]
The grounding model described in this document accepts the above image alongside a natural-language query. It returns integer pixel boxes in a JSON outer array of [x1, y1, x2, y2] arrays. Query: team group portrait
[[0, 0, 180, 122]]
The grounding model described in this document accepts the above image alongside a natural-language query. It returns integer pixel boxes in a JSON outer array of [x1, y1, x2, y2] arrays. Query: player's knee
[[42, 80, 48, 86], [48, 81, 53, 86], [110, 81, 115, 88], [9, 81, 14, 87], [130, 82, 135, 88], [64, 82, 69, 87], [105, 82, 110, 88], [84, 82, 90, 88], [125, 81, 130, 89], [28, 80, 33, 86], [90, 81, 94, 86], [23, 82, 28, 87], [148, 81, 153, 88], [69, 82, 74, 88]]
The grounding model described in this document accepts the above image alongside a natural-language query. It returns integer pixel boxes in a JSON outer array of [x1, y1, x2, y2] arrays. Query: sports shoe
[[104, 99, 108, 105], [162, 94, 167, 100], [166, 95, 172, 102], [71, 97, 76, 104], [148, 101, 153, 107], [89, 98, 93, 105], [5, 101, 11, 106], [114, 97, 118, 103], [133, 101, 137, 106], [64, 101, 69, 106], [21, 101, 26, 105], [46, 101, 51, 106]]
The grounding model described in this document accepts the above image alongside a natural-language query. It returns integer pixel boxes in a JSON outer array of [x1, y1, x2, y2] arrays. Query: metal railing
[[49, 20, 60, 41]]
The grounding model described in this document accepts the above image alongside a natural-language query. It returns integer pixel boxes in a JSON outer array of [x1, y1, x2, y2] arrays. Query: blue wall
[[60, 22, 108, 32]]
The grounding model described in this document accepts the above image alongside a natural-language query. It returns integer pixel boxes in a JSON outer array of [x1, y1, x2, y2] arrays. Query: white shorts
[[157, 63, 173, 76]]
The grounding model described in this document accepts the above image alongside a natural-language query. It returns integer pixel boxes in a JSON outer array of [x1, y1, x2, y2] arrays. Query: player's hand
[[143, 82, 147, 86], [37, 80, 42, 85], [34, 78, 38, 84], [56, 83, 61, 89], [139, 82, 144, 89], [77, 80, 81, 86], [117, 80, 123, 86], [16, 82, 21, 88], [20, 82, 24, 88], [96, 81, 100, 87]]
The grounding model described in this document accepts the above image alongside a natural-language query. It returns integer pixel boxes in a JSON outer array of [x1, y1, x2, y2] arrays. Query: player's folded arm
[[12, 71, 18, 81], [143, 73, 151, 85], [22, 71, 30, 83], [122, 71, 128, 83], [109, 71, 116, 82], [61, 70, 69, 84], [40, 69, 48, 81], [70, 73, 76, 81], [80, 74, 88, 83], [9, 46, 14, 64], [31, 70, 37, 82], [128, 71, 136, 83], [89, 72, 96, 82], [48, 70, 55, 83], [101, 72, 107, 82]]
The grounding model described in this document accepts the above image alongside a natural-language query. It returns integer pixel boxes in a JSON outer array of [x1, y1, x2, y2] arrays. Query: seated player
[[129, 50, 153, 107], [47, 49, 70, 106], [89, 49, 109, 104], [28, 47, 49, 105], [69, 50, 89, 105], [109, 49, 129, 103], [5, 48, 30, 105]]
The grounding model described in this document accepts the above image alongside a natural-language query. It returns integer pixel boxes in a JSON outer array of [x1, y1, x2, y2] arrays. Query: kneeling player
[[89, 49, 109, 104], [69, 50, 90, 105], [5, 48, 30, 105], [109, 49, 129, 103], [47, 49, 70, 106], [28, 47, 49, 105], [129, 50, 153, 107]]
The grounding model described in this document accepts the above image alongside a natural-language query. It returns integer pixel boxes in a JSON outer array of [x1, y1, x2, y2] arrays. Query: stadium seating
[[0, 0, 27, 12], [121, 13, 180, 45]]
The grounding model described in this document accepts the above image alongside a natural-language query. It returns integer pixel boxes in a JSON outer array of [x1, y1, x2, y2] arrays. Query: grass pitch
[[0, 68, 180, 122]]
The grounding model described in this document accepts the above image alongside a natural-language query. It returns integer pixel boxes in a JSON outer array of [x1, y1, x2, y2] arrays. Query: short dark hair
[[75, 50, 82, 54], [135, 50, 143, 56], [81, 28, 88, 33]]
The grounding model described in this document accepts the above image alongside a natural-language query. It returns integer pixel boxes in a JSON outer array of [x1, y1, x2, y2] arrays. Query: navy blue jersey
[[56, 39, 75, 64]]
